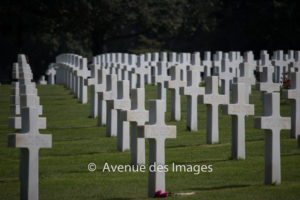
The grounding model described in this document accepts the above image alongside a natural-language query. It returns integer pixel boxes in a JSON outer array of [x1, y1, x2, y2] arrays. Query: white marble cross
[[78, 58, 89, 104], [199, 76, 228, 144], [222, 83, 254, 159], [96, 68, 109, 126], [234, 62, 256, 103], [202, 51, 212, 79], [9, 83, 45, 129], [180, 69, 205, 131], [99, 74, 118, 137], [256, 66, 280, 93], [212, 51, 222, 76], [142, 100, 176, 197], [155, 62, 169, 104], [45, 64, 56, 85], [283, 72, 300, 141], [134, 56, 148, 88], [165, 65, 187, 121], [8, 107, 52, 200], [125, 88, 149, 165], [259, 50, 271, 67], [88, 63, 100, 118], [10, 82, 20, 115], [254, 92, 291, 184], [38, 76, 47, 85], [12, 62, 19, 80], [219, 53, 235, 102], [272, 50, 289, 83], [108, 80, 131, 152]]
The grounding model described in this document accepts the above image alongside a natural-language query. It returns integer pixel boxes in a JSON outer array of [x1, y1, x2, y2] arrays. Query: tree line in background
[[0, 0, 299, 82]]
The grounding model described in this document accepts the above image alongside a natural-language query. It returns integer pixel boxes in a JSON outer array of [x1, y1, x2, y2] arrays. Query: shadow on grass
[[54, 138, 96, 142], [50, 150, 128, 157], [188, 184, 251, 191], [171, 158, 230, 165], [166, 142, 230, 149], [48, 125, 99, 130], [104, 198, 135, 200], [281, 152, 300, 157], [246, 138, 264, 142]]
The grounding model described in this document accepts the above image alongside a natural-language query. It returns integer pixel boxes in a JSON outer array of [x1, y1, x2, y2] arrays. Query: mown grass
[[0, 83, 299, 200]]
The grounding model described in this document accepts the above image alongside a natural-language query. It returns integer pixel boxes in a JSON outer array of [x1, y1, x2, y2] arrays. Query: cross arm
[[144, 125, 176, 139], [8, 117, 46, 130], [254, 117, 291, 130], [282, 89, 297, 100], [8, 133, 52, 149]]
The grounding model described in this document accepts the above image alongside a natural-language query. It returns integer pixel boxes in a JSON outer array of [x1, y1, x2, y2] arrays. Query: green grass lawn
[[0, 83, 299, 200]]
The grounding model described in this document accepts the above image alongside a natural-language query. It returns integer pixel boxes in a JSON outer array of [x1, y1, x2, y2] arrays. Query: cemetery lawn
[[0, 84, 299, 200]]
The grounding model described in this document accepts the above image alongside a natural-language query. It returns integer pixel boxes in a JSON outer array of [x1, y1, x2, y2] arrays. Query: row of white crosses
[[56, 51, 298, 152], [55, 53, 89, 104], [259, 50, 300, 84], [255, 54, 300, 184], [8, 54, 52, 200], [88, 54, 176, 197], [52, 50, 299, 124], [51, 50, 299, 196]]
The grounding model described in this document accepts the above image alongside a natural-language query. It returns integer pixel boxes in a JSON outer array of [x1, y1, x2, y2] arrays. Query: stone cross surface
[[235, 62, 255, 102], [222, 83, 254, 159], [155, 62, 169, 111], [125, 88, 149, 165], [10, 82, 20, 116], [180, 69, 204, 131], [254, 92, 291, 184], [165, 65, 187, 121], [219, 53, 235, 102], [202, 51, 212, 79], [142, 100, 176, 197], [199, 76, 228, 144], [46, 64, 56, 85], [99, 74, 118, 137], [8, 107, 52, 200], [97, 68, 109, 126], [256, 66, 280, 94], [256, 66, 280, 113], [38, 76, 47, 85], [88, 63, 100, 118], [109, 80, 131, 152], [283, 72, 300, 141]]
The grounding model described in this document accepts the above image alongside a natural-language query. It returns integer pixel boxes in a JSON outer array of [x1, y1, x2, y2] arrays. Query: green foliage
[[1, 0, 300, 82]]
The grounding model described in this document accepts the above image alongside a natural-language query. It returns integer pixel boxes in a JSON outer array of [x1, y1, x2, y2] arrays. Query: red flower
[[154, 190, 168, 198]]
